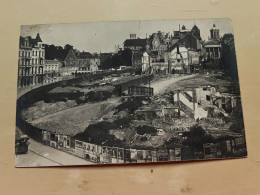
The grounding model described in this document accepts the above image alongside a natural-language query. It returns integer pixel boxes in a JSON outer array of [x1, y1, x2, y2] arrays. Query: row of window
[[45, 65, 59, 71], [18, 67, 44, 75], [19, 50, 44, 58], [19, 59, 44, 66], [22, 42, 43, 48], [126, 46, 143, 50]]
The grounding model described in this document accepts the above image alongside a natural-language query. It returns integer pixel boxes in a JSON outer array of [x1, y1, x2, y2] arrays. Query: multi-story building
[[123, 34, 149, 53], [148, 31, 168, 61], [18, 33, 45, 87], [204, 24, 221, 60]]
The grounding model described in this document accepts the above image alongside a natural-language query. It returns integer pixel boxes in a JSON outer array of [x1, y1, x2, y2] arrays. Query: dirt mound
[[21, 100, 77, 122]]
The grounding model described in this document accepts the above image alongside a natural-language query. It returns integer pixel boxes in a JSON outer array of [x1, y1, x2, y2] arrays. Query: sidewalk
[[15, 138, 93, 167]]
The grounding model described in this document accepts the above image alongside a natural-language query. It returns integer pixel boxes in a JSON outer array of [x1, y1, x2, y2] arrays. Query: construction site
[[17, 69, 246, 162]]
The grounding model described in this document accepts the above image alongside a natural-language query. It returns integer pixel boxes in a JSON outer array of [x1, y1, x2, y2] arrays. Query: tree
[[121, 49, 132, 66], [45, 44, 73, 60], [220, 34, 238, 80], [100, 49, 133, 69], [64, 44, 74, 51], [184, 125, 214, 151], [136, 125, 157, 135]]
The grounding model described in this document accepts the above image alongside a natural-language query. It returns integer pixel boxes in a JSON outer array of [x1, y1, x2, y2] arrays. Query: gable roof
[[19, 34, 43, 48], [124, 38, 147, 47], [165, 41, 180, 52], [77, 51, 93, 59], [149, 32, 167, 45], [64, 49, 78, 61]]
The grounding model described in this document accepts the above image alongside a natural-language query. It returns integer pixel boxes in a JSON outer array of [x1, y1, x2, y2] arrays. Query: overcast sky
[[21, 18, 233, 53]]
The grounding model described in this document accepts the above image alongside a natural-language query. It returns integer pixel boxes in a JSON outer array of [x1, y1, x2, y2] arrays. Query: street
[[15, 137, 93, 167]]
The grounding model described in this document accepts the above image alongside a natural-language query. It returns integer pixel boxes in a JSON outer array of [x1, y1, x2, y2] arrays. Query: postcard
[[15, 18, 247, 167]]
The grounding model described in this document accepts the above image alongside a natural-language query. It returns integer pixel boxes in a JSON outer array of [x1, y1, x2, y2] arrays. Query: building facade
[[148, 31, 168, 61], [44, 59, 62, 83], [123, 34, 149, 53], [164, 44, 201, 74], [63, 49, 99, 74], [132, 51, 150, 74], [18, 33, 45, 87], [204, 24, 222, 60]]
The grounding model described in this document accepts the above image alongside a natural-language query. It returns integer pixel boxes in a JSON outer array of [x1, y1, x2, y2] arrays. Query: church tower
[[191, 25, 201, 40], [210, 24, 220, 40]]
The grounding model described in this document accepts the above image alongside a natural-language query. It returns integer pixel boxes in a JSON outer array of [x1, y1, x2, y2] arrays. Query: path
[[150, 74, 196, 95]]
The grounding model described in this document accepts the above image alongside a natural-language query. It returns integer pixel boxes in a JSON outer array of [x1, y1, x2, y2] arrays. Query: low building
[[62, 49, 99, 74], [44, 59, 62, 83], [44, 59, 61, 73]]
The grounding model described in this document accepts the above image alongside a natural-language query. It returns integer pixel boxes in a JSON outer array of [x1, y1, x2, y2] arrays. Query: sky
[[20, 18, 233, 53]]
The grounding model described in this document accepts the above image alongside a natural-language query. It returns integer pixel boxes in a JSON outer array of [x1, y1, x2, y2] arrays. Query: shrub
[[116, 97, 148, 114], [140, 137, 148, 142], [184, 125, 214, 151], [136, 125, 157, 135]]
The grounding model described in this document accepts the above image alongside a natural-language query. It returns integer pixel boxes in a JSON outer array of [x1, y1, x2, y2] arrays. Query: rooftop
[[124, 38, 148, 47]]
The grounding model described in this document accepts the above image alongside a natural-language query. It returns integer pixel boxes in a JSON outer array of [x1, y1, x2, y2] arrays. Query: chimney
[[130, 34, 136, 39], [177, 44, 180, 54]]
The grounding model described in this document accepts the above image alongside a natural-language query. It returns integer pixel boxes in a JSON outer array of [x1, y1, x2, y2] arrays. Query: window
[[50, 134, 55, 141], [75, 140, 83, 148], [206, 95, 211, 101], [39, 51, 41, 57], [32, 51, 34, 56], [35, 51, 38, 56]]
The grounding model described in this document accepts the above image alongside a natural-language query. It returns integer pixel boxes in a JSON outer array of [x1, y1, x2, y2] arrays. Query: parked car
[[15, 135, 30, 154]]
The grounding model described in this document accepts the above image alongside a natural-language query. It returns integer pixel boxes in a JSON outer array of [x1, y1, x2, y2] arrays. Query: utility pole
[[149, 55, 151, 88]]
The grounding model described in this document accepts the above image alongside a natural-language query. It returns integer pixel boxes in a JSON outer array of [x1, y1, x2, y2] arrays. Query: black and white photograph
[[15, 18, 247, 167]]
